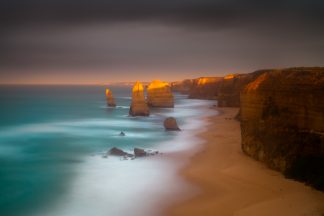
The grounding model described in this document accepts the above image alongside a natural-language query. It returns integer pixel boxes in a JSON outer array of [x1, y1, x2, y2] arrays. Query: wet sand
[[165, 107, 324, 216]]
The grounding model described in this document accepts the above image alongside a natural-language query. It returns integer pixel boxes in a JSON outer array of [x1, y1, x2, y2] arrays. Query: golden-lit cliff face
[[188, 77, 223, 99], [105, 88, 116, 107], [147, 80, 174, 107], [240, 67, 324, 190], [129, 81, 149, 116], [217, 71, 265, 107]]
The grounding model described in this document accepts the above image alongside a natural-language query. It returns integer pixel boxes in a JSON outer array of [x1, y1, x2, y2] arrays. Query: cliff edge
[[240, 67, 324, 190]]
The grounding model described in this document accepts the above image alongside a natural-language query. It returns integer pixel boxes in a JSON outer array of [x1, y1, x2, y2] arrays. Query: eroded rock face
[[188, 77, 223, 99], [217, 71, 265, 107], [106, 88, 116, 107], [147, 80, 174, 107], [129, 81, 150, 116], [171, 79, 193, 94], [240, 67, 324, 190], [164, 117, 180, 131]]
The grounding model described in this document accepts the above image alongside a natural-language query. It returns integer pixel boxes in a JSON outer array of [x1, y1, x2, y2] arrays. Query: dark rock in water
[[164, 117, 180, 131], [119, 131, 126, 136], [134, 148, 147, 157], [108, 147, 133, 157]]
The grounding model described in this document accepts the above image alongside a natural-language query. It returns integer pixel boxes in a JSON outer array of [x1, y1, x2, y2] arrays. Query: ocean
[[0, 85, 216, 216]]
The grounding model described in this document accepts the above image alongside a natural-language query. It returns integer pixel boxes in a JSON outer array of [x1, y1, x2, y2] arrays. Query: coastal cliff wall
[[217, 72, 265, 107], [147, 80, 174, 107], [188, 77, 223, 99], [240, 67, 324, 190], [170, 79, 193, 94]]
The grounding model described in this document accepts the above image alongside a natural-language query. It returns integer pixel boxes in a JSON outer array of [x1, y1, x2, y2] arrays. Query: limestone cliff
[[105, 88, 116, 107], [188, 77, 223, 99], [147, 80, 174, 107], [217, 71, 265, 107], [129, 81, 150, 116], [170, 79, 193, 94], [240, 67, 324, 190]]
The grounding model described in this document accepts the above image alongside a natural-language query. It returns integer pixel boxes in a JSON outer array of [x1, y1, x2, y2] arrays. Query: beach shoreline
[[163, 107, 324, 216]]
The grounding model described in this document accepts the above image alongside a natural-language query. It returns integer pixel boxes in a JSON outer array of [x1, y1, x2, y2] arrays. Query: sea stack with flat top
[[106, 88, 116, 107], [129, 81, 150, 116], [147, 80, 174, 107]]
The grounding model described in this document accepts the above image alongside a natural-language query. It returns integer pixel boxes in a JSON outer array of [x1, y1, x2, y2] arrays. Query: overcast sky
[[1, 0, 324, 84]]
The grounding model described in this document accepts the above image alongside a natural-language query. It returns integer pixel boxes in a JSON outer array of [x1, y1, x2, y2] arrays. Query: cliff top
[[244, 67, 324, 93]]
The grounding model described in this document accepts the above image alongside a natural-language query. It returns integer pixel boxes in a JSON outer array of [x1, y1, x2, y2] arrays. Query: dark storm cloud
[[0, 0, 324, 83], [1, 0, 324, 30]]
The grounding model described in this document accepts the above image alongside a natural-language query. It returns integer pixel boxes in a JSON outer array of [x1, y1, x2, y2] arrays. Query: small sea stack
[[105, 88, 116, 107], [129, 81, 150, 116], [164, 117, 181, 131], [147, 80, 174, 108]]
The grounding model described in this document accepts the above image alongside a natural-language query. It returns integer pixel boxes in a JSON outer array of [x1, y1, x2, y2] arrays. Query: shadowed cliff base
[[240, 67, 324, 191], [166, 108, 324, 216], [170, 67, 324, 191]]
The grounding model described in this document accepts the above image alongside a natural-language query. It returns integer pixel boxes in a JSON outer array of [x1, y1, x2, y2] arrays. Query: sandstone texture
[[105, 88, 116, 107], [217, 71, 265, 107], [164, 117, 181, 131], [129, 81, 150, 116], [147, 80, 174, 107], [240, 67, 324, 190], [188, 77, 223, 99], [171, 79, 194, 94]]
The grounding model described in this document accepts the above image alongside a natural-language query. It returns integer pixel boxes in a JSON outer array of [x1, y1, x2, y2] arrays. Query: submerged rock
[[164, 117, 180, 131], [147, 80, 174, 107], [108, 147, 133, 157], [105, 88, 116, 107], [129, 81, 150, 116]]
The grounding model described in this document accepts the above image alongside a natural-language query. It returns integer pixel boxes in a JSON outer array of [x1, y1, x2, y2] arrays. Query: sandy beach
[[165, 107, 324, 216]]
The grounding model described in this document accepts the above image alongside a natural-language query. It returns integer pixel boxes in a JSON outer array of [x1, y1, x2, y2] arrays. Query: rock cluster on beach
[[107, 147, 159, 159], [129, 81, 150, 116], [147, 80, 174, 107], [239, 67, 324, 190], [105, 88, 116, 107]]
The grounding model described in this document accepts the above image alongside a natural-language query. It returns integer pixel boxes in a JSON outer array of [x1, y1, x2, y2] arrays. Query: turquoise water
[[0, 85, 213, 216]]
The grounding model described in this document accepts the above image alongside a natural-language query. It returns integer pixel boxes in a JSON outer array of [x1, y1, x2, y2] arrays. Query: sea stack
[[129, 81, 150, 116], [164, 117, 180, 131], [147, 80, 174, 108], [105, 88, 116, 107]]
